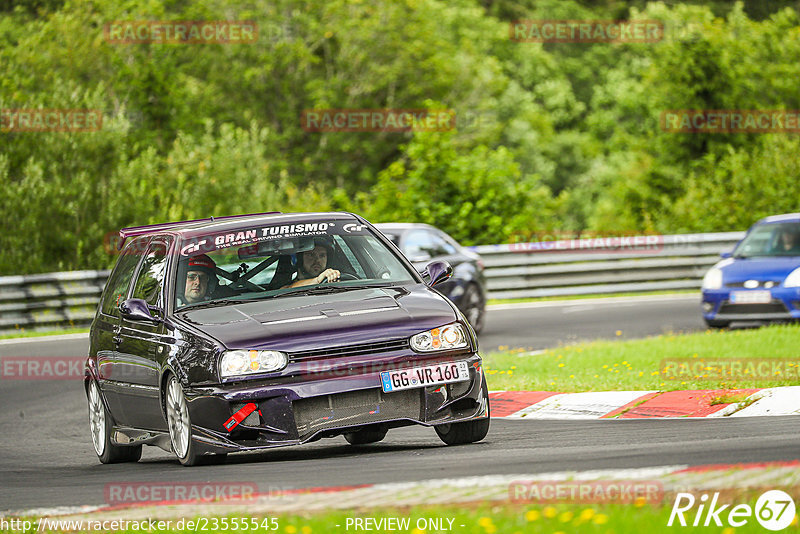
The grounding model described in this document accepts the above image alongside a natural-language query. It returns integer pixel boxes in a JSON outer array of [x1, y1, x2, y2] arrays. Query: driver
[[778, 228, 800, 253], [285, 240, 340, 288], [179, 254, 218, 304]]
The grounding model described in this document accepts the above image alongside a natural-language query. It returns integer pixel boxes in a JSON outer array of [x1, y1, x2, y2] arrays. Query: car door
[[114, 238, 172, 430], [94, 236, 150, 418]]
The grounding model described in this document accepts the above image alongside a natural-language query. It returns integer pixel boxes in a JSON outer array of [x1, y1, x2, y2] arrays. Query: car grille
[[725, 281, 782, 288], [288, 339, 409, 362], [293, 388, 420, 437], [718, 302, 789, 315]]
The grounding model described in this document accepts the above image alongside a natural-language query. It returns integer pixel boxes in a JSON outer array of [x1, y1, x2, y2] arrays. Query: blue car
[[701, 213, 800, 328]]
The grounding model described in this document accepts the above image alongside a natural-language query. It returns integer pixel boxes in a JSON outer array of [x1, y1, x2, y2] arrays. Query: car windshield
[[174, 221, 416, 309], [733, 222, 800, 258]]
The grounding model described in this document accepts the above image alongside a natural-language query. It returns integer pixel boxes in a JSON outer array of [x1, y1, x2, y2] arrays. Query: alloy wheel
[[88, 381, 106, 456], [166, 377, 191, 459]]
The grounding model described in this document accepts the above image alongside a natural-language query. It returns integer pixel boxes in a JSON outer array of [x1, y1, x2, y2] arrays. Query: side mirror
[[424, 260, 453, 287], [720, 251, 732, 259], [120, 298, 161, 324]]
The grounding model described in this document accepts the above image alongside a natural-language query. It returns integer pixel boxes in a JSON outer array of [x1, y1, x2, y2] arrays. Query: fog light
[[792, 301, 800, 310], [702, 302, 714, 313]]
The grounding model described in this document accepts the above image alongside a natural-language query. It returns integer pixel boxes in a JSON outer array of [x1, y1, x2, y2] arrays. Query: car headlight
[[219, 350, 287, 378], [702, 267, 723, 290], [784, 267, 800, 287], [410, 323, 468, 352]]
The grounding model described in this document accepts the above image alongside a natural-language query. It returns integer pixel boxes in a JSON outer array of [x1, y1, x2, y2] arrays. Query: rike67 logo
[[668, 490, 796, 531]]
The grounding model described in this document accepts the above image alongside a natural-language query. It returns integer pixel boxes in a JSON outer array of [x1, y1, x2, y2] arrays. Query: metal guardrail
[[0, 270, 110, 335], [472, 231, 744, 300], [0, 232, 745, 334]]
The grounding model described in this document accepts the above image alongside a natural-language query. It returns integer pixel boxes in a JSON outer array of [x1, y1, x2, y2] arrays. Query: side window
[[100, 237, 149, 315], [403, 230, 435, 259], [404, 230, 451, 258], [131, 240, 170, 307], [431, 231, 457, 255]]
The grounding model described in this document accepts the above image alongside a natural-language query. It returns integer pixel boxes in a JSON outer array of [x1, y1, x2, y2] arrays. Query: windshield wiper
[[283, 285, 354, 296], [284, 282, 396, 296], [179, 298, 263, 311]]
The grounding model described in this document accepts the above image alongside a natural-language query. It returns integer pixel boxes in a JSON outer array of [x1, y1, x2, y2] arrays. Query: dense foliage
[[1, 0, 799, 273]]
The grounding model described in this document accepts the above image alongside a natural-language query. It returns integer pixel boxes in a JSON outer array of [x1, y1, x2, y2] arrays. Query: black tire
[[704, 318, 730, 328], [462, 284, 485, 334], [344, 424, 388, 445], [165, 375, 200, 466], [435, 380, 490, 446], [87, 380, 142, 464]]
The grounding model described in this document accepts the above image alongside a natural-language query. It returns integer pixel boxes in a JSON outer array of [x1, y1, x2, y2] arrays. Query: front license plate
[[381, 361, 470, 393], [730, 290, 771, 304], [731, 291, 772, 304]]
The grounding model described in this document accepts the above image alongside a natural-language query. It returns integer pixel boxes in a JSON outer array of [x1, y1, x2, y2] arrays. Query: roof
[[757, 213, 800, 224], [374, 222, 436, 231], [118, 212, 361, 249]]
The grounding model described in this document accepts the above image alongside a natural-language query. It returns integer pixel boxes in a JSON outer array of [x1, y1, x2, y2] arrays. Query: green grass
[[0, 327, 89, 340], [709, 392, 753, 406], [5, 499, 795, 533], [483, 323, 800, 392], [487, 290, 698, 306]]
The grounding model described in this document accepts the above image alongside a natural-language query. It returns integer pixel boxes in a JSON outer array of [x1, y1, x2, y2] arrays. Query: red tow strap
[[223, 402, 258, 431]]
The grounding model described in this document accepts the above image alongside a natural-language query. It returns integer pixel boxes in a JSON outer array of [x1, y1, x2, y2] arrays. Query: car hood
[[173, 284, 458, 352], [721, 257, 800, 283]]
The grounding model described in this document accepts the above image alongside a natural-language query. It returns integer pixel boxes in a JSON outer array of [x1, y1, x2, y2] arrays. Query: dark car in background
[[701, 213, 800, 327], [85, 212, 489, 466], [375, 223, 487, 334]]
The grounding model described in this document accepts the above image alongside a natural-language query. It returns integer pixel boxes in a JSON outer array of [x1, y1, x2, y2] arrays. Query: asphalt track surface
[[2, 295, 798, 513]]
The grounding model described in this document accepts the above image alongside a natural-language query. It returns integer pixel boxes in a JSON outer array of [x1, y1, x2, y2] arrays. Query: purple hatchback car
[[85, 212, 489, 466]]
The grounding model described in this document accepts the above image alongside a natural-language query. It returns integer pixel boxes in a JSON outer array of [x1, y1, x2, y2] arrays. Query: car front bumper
[[702, 287, 800, 322], [183, 352, 487, 455]]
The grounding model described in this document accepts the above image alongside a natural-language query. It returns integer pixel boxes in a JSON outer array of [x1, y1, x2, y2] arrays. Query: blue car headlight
[[220, 350, 287, 378], [410, 323, 468, 352], [784, 267, 800, 288], [702, 267, 723, 290]]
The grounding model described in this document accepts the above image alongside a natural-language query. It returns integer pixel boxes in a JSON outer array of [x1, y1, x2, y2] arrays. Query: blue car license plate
[[730, 290, 771, 304]]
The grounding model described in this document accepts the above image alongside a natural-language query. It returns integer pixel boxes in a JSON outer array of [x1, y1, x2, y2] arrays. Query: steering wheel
[[321, 272, 360, 283]]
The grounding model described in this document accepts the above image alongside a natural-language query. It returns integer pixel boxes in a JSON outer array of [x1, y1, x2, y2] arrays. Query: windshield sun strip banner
[[179, 221, 372, 256]]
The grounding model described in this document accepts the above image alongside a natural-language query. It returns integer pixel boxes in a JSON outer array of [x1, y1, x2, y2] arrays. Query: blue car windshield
[[174, 222, 417, 309], [733, 222, 800, 258]]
